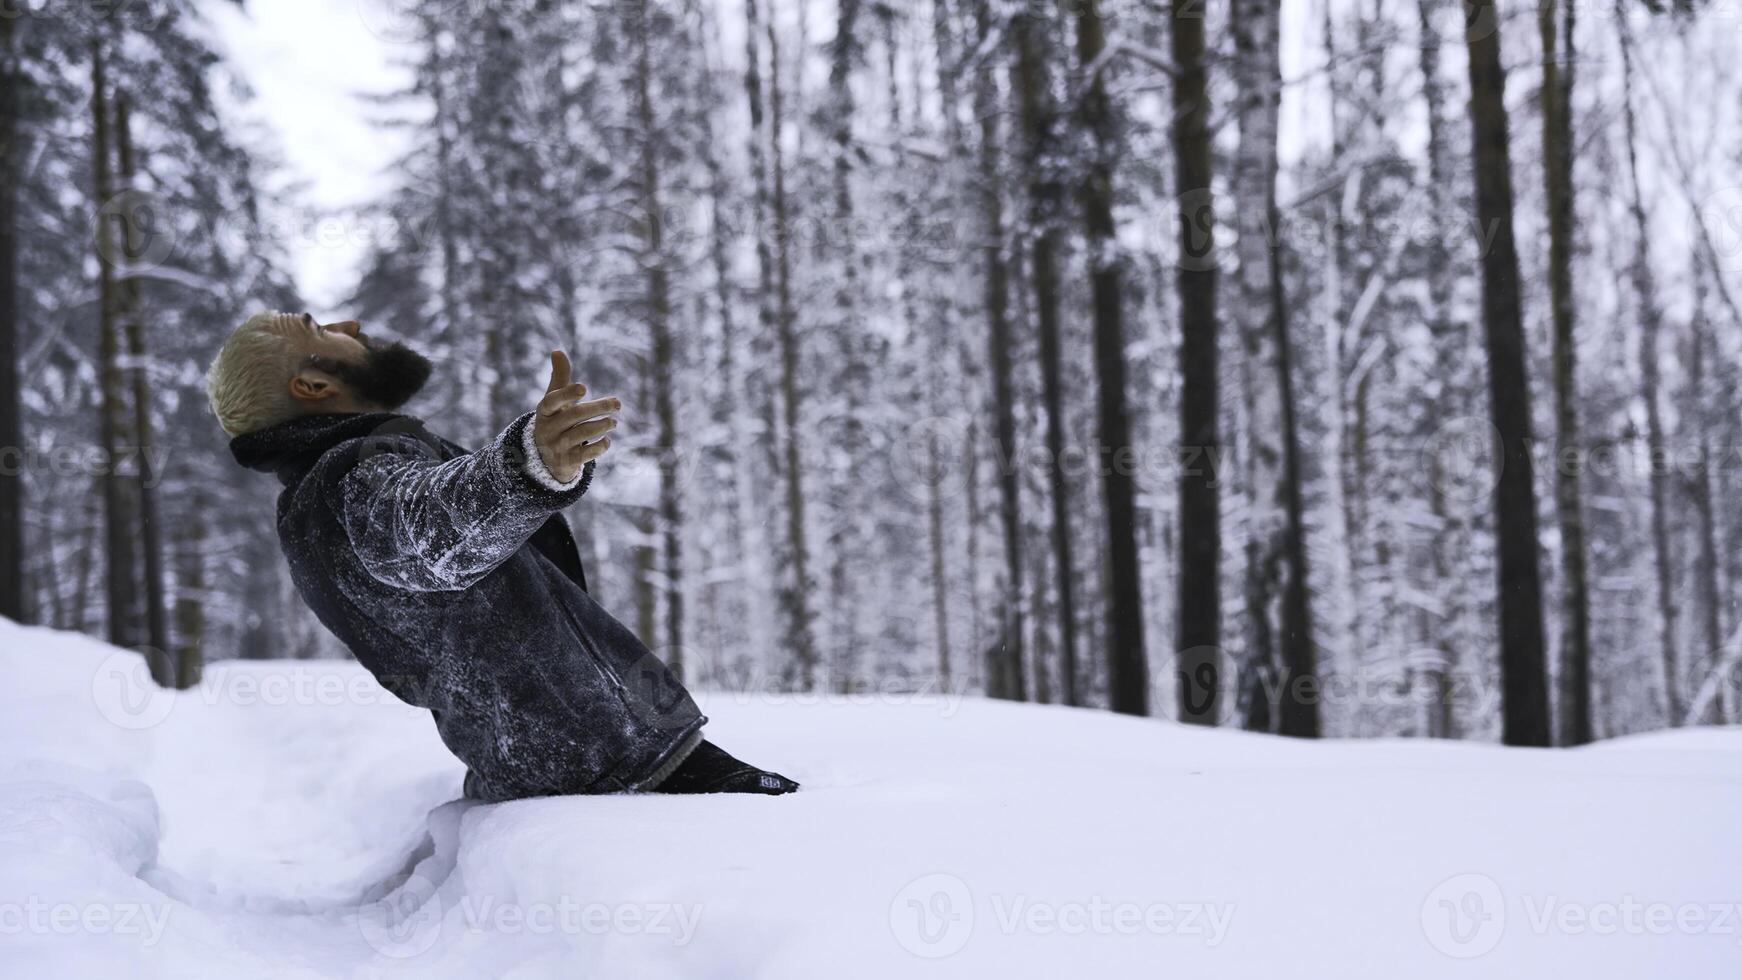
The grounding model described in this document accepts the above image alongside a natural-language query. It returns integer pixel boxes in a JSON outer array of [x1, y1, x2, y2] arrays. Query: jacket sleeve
[[336, 412, 593, 592]]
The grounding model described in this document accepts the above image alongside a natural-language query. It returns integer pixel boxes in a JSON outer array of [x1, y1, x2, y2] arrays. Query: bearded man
[[209, 312, 797, 800]]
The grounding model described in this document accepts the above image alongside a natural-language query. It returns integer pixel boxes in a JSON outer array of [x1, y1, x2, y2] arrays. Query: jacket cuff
[[520, 413, 587, 492], [502, 413, 594, 508]]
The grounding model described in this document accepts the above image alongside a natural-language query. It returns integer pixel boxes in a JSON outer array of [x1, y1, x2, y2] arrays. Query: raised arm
[[338, 351, 619, 592]]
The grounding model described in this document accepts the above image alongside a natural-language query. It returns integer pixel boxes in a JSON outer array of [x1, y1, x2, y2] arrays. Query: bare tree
[[1414, 0, 1471, 739], [1232, 0, 1317, 736], [1462, 0, 1551, 746], [630, 0, 684, 677], [1615, 1, 1681, 726], [90, 40, 143, 652], [765, 0, 820, 690], [1011, 4, 1080, 705], [173, 490, 206, 689], [972, 0, 1025, 701], [113, 92, 170, 682], [1687, 250, 1726, 724], [1539, 0, 1592, 745], [1170, 0, 1218, 723], [0, 12, 23, 623]]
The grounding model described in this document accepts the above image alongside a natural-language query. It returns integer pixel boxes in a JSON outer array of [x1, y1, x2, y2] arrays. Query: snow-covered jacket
[[230, 411, 706, 800]]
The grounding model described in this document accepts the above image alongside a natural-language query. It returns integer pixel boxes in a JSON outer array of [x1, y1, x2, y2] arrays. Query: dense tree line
[[3, 1, 300, 684], [4, 0, 1740, 743]]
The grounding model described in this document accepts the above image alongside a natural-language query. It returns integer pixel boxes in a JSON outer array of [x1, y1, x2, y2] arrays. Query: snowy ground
[[3, 618, 1741, 978]]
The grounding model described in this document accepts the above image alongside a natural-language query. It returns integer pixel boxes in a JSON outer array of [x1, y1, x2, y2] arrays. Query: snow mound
[[2, 617, 1741, 978]]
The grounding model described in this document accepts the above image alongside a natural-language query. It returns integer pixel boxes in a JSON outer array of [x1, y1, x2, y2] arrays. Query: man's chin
[[355, 344, 434, 409]]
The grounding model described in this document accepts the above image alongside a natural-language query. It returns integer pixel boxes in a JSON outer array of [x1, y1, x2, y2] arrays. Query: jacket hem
[[636, 722, 708, 792]]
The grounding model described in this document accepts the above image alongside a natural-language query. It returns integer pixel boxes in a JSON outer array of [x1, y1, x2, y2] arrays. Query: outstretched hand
[[533, 350, 619, 484]]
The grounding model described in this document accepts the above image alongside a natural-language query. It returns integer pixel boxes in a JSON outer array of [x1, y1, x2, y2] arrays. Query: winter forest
[[4, 0, 1742, 748]]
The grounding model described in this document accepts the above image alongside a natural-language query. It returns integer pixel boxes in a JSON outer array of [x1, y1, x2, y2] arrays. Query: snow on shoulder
[[3, 617, 1741, 978]]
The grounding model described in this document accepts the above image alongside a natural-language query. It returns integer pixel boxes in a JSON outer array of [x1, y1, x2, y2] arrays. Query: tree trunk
[[90, 41, 143, 652], [1233, 0, 1318, 736], [1415, 0, 1467, 740], [1688, 251, 1726, 724], [426, 15, 463, 358], [1169, 0, 1217, 723], [825, 0, 867, 694], [0, 12, 23, 624], [73, 495, 98, 632], [1319, 0, 1362, 724], [930, 0, 983, 683], [1067, 0, 1148, 717], [742, 0, 794, 684], [114, 92, 172, 684], [765, 4, 820, 690], [1029, 535, 1053, 704], [1012, 6, 1080, 706], [972, 0, 1025, 701], [631, 0, 684, 678], [931, 0, 962, 144], [635, 511, 659, 654], [881, 12, 955, 690], [1462, 0, 1552, 746], [1230, 0, 1277, 731], [1538, 0, 1591, 746], [700, 0, 773, 680], [1614, 2, 1680, 726], [173, 491, 205, 689]]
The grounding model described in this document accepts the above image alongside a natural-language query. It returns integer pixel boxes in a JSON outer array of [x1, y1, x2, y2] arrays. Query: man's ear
[[289, 370, 341, 403]]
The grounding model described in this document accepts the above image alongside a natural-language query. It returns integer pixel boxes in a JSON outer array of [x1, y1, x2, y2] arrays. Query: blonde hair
[[205, 311, 306, 436]]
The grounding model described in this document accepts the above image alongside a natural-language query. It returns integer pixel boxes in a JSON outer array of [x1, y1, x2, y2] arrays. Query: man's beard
[[309, 336, 433, 411]]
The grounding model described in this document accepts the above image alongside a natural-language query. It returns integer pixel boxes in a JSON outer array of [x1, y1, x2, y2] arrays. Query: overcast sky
[[206, 0, 416, 314]]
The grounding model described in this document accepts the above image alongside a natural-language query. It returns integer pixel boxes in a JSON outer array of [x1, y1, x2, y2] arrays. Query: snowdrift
[[2, 617, 1741, 978]]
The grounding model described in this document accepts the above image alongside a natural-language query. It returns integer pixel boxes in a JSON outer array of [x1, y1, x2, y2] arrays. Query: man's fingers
[[576, 436, 611, 463], [546, 434, 612, 473], [538, 382, 590, 416], [552, 416, 617, 447], [546, 350, 572, 394], [546, 396, 621, 429]]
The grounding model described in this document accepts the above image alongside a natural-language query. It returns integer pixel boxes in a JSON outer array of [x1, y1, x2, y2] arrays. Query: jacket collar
[[230, 412, 425, 483]]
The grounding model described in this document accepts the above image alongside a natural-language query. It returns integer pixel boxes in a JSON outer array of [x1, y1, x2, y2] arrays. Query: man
[[210, 312, 797, 800]]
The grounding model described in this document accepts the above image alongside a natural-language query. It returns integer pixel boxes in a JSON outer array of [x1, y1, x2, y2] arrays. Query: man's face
[[299, 314, 369, 361], [285, 313, 433, 411]]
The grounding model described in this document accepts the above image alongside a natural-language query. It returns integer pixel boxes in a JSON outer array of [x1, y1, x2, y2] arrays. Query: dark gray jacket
[[231, 411, 705, 800]]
